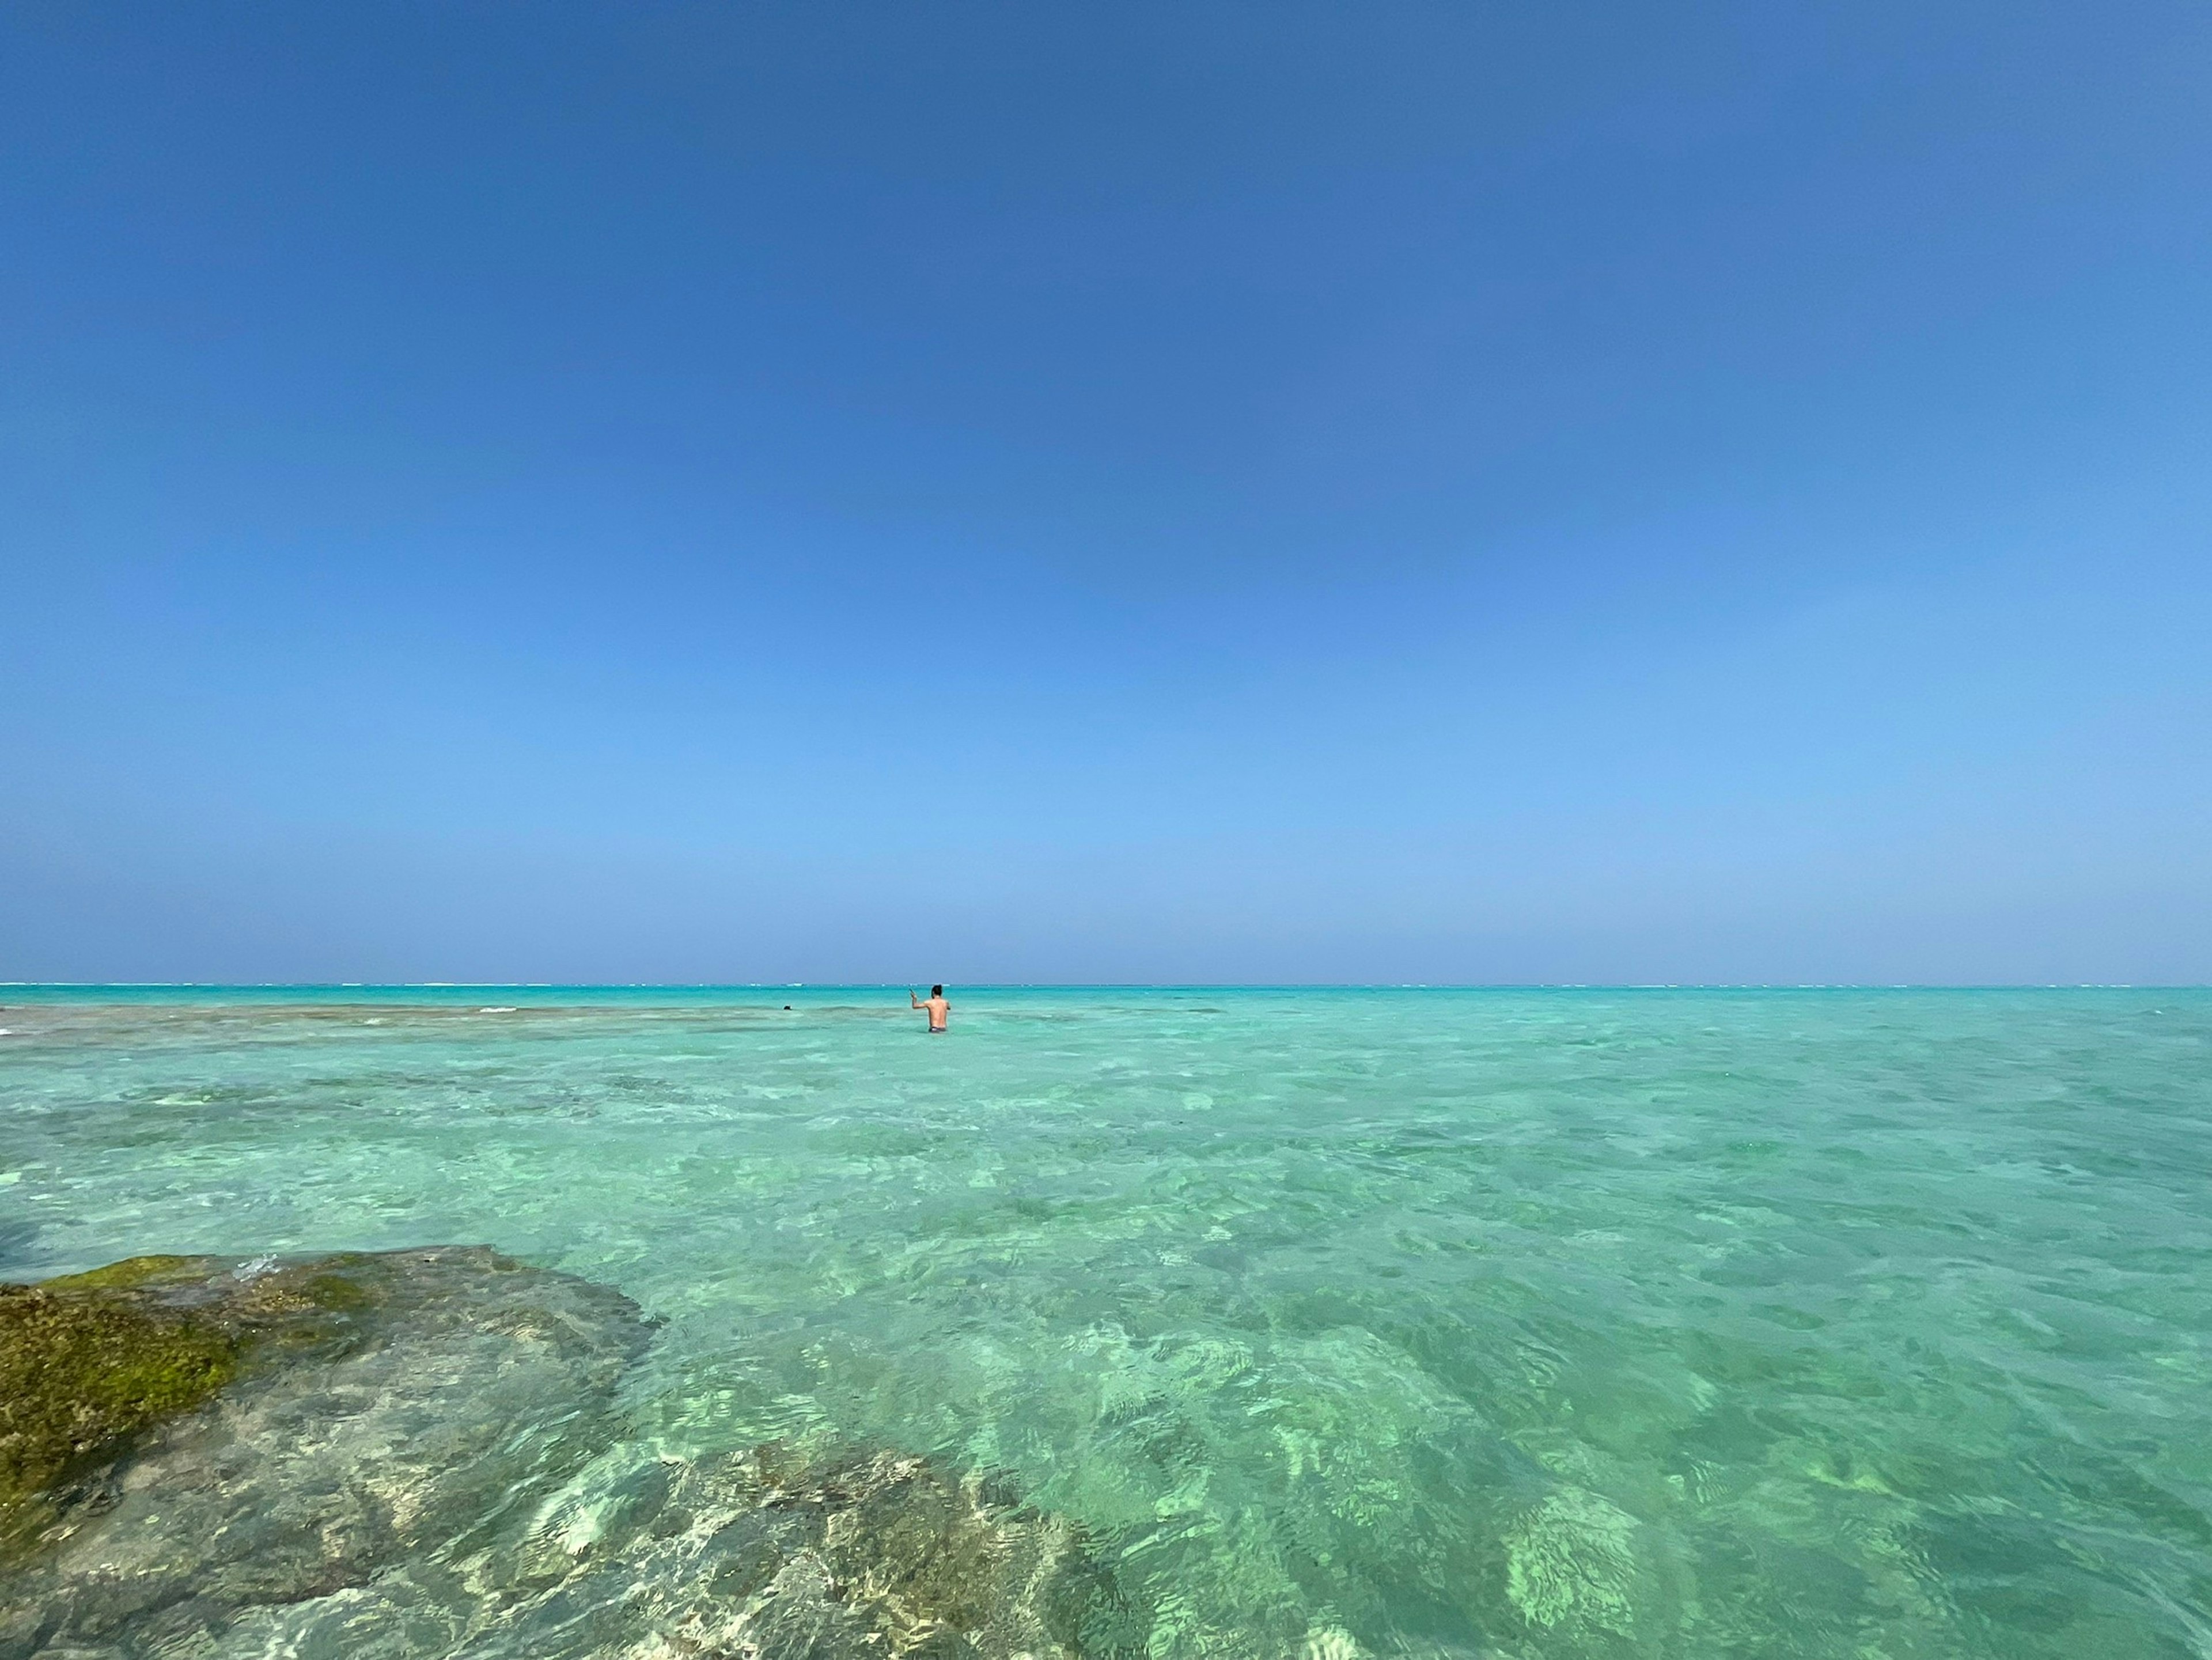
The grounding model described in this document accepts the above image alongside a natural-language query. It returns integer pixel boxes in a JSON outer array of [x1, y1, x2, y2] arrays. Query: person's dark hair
[[931, 985, 944, 997]]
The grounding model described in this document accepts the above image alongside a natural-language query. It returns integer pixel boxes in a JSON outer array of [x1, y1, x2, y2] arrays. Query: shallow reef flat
[[0, 1248, 1139, 1660], [9, 989, 2210, 1658]]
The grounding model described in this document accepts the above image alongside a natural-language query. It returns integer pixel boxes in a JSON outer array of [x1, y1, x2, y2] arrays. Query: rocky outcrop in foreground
[[0, 1249, 1141, 1660]]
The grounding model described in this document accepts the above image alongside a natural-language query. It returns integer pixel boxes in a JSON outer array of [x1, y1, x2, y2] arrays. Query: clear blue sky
[[4, 2, 2207, 984]]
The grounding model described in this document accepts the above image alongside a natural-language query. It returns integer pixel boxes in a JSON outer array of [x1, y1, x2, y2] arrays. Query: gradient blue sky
[[4, 2, 2208, 984]]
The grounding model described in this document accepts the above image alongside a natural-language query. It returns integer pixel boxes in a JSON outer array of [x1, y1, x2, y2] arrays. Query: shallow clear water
[[3, 987, 2210, 1658]]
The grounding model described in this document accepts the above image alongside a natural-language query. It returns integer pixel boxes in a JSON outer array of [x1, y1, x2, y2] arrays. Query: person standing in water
[[910, 985, 950, 1033]]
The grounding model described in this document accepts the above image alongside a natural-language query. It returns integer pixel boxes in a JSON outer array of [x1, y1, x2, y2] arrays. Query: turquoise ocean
[[3, 986, 2209, 1658]]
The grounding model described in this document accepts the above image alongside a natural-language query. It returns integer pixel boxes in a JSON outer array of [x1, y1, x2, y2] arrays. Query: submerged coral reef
[[0, 1248, 1139, 1660]]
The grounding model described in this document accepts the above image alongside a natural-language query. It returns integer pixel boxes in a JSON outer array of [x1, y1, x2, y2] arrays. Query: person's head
[[931, 985, 944, 998]]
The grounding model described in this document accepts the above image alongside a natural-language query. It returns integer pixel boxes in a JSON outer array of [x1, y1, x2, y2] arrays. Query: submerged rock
[[0, 1247, 653, 1657], [475, 1440, 1146, 1660], [2, 1249, 473, 1561], [0, 1265, 241, 1553], [0, 1249, 1141, 1660]]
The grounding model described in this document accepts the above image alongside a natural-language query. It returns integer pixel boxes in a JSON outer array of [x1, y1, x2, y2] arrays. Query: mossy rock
[[0, 1278, 239, 1551], [0, 1252, 400, 1561], [37, 1253, 212, 1294]]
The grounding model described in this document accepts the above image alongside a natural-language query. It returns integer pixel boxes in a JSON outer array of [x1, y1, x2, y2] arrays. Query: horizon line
[[3, 981, 2203, 993]]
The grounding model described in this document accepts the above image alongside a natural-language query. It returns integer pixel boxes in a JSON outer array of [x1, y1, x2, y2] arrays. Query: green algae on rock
[[0, 1245, 654, 1652], [0, 1249, 464, 1566], [0, 1249, 414, 1497], [34, 1254, 209, 1294], [0, 1279, 237, 1547]]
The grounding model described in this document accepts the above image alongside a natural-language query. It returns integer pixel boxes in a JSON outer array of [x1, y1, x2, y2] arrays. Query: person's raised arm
[[909, 990, 923, 1009]]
